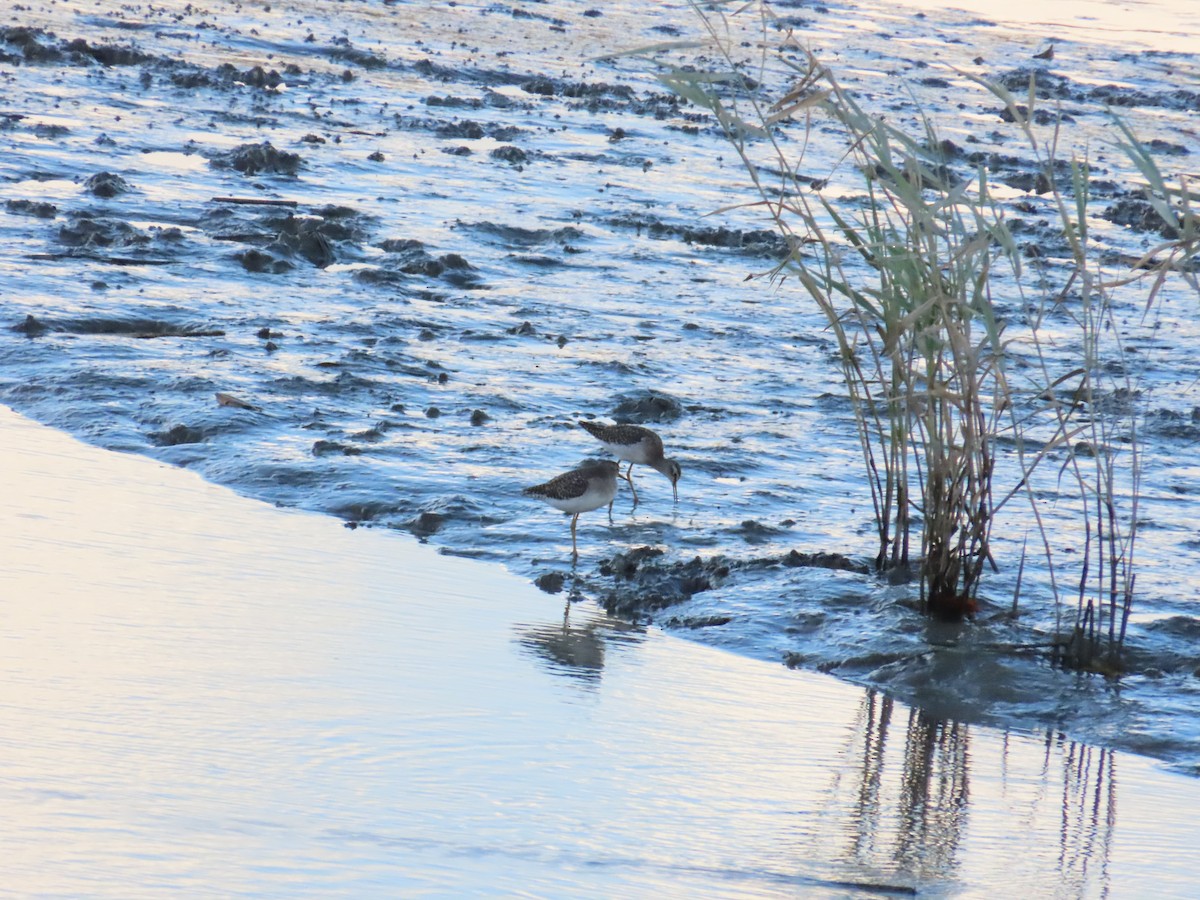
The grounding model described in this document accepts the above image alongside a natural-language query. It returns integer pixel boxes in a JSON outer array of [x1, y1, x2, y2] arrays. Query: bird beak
[[672, 479, 679, 503]]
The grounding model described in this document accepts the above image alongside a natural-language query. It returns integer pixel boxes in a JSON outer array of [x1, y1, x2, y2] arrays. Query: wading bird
[[578, 420, 681, 506], [523, 459, 621, 560]]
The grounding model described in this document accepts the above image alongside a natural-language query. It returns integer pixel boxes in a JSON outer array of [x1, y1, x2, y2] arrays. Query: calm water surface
[[4, 406, 1200, 896], [893, 0, 1200, 52]]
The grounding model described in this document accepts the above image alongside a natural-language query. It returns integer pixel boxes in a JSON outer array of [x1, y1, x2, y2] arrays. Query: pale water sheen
[[4, 405, 1200, 896], [890, 0, 1200, 52]]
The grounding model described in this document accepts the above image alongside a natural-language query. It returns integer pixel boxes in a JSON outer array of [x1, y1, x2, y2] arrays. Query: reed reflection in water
[[817, 690, 1121, 895], [512, 592, 1145, 895]]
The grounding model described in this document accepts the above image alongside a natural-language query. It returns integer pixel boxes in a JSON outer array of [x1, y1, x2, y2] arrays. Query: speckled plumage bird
[[523, 459, 620, 559], [578, 419, 681, 505]]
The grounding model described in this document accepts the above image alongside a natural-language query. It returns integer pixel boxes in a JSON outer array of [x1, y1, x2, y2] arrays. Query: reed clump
[[620, 1, 1198, 667]]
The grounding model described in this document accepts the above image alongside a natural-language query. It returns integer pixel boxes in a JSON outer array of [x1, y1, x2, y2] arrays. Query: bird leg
[[624, 462, 639, 506], [570, 512, 579, 560]]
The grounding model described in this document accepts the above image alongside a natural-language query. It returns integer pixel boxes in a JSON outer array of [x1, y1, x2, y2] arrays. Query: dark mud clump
[[83, 171, 132, 198], [996, 104, 1069, 127], [609, 390, 683, 424], [379, 238, 456, 275], [782, 549, 871, 573], [59, 213, 148, 249], [266, 214, 343, 268], [312, 439, 362, 457], [997, 170, 1052, 194], [39, 318, 224, 339], [1102, 193, 1181, 238], [209, 142, 303, 176], [375, 239, 479, 285], [167, 62, 293, 91], [407, 511, 445, 537], [209, 204, 373, 270], [964, 153, 1075, 194], [48, 216, 179, 264], [1142, 408, 1200, 440], [0, 26, 62, 63], [597, 547, 870, 618], [491, 145, 528, 165], [534, 571, 566, 594], [731, 519, 789, 545], [0, 27, 152, 67], [231, 64, 287, 88], [64, 38, 152, 67], [533, 78, 682, 118], [459, 221, 586, 249], [5, 199, 57, 218], [11, 314, 50, 336], [425, 94, 482, 109], [408, 116, 525, 143], [150, 424, 207, 446], [235, 249, 293, 274], [997, 65, 1200, 112], [598, 548, 724, 616], [326, 37, 389, 70], [220, 64, 287, 88], [434, 120, 484, 140], [609, 212, 789, 257]]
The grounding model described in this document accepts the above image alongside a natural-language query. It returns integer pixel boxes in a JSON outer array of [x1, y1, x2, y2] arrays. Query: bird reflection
[[513, 590, 642, 684]]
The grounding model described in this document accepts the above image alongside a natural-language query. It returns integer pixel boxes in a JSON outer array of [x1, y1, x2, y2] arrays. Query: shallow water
[[893, 0, 1200, 53], [2, 0, 1199, 773], [6, 405, 1200, 897]]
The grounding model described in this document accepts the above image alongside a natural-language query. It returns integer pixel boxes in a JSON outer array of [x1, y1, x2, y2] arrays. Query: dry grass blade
[[589, 39, 713, 62]]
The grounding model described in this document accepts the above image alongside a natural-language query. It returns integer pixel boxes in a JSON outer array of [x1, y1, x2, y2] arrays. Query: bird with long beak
[[577, 420, 681, 506]]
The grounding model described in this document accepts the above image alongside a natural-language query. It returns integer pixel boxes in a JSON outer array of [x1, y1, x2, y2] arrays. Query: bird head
[[667, 459, 682, 502]]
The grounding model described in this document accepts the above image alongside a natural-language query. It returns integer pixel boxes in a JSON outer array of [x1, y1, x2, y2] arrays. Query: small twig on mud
[[215, 392, 260, 411], [133, 329, 226, 339], [211, 196, 299, 207], [27, 253, 175, 266]]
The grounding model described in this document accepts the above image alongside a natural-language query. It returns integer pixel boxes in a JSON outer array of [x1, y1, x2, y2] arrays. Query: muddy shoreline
[[2, 1, 1199, 772]]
